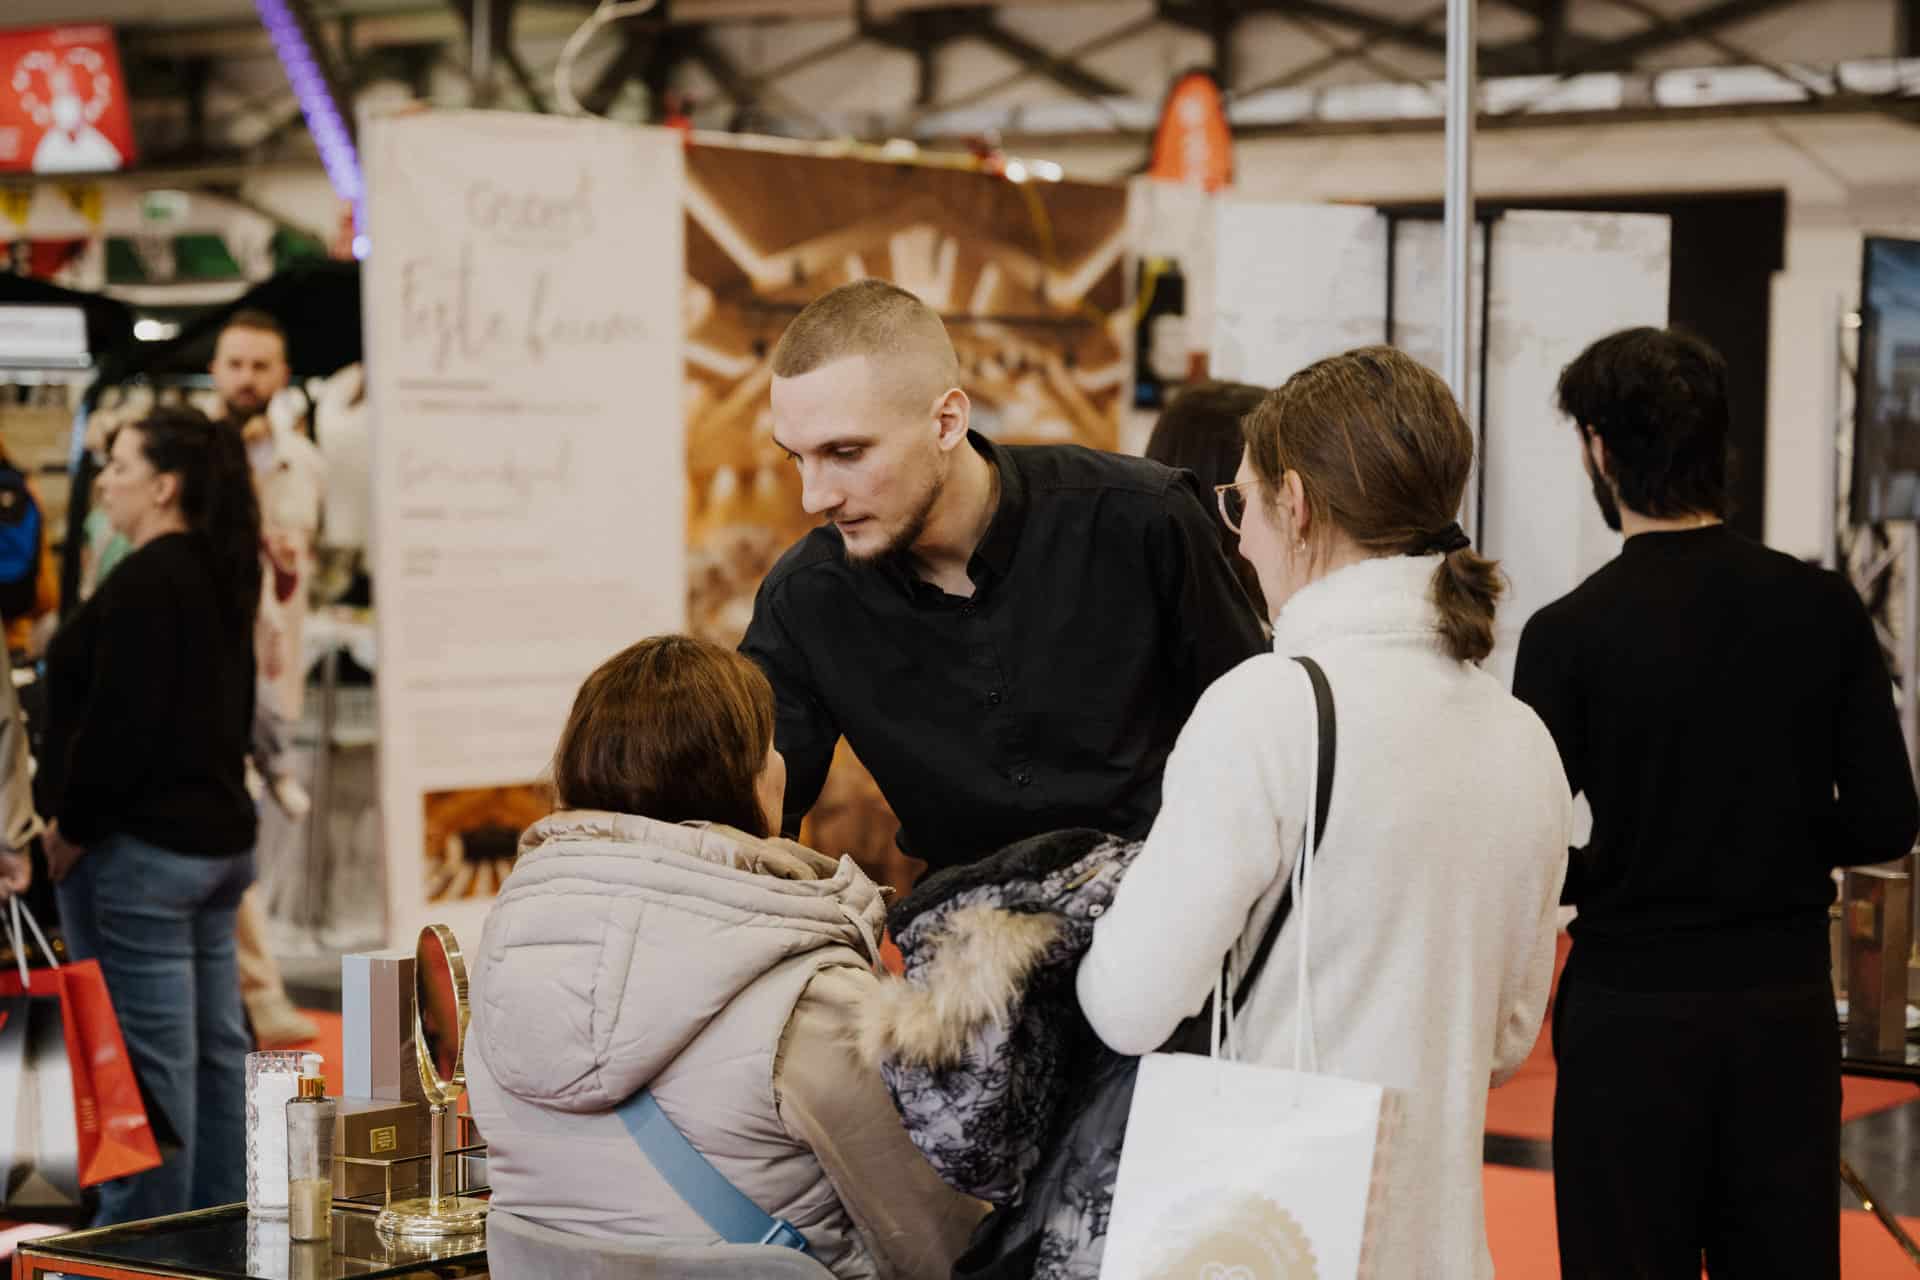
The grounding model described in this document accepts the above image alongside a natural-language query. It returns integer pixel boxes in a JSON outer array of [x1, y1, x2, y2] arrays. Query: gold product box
[[331, 1097, 428, 1199]]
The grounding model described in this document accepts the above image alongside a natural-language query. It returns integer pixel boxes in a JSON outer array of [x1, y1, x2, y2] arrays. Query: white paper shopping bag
[[1100, 1051, 1388, 1280]]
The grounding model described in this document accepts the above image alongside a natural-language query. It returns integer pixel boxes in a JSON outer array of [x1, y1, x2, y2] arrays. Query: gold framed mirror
[[374, 925, 488, 1240]]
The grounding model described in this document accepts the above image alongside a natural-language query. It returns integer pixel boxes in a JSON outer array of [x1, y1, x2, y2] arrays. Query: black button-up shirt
[[741, 431, 1267, 872]]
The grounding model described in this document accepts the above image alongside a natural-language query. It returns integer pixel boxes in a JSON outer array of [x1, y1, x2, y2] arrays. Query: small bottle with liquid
[[285, 1075, 336, 1243]]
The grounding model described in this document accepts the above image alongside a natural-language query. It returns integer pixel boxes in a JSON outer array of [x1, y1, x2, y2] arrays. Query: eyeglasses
[[1215, 481, 1258, 535]]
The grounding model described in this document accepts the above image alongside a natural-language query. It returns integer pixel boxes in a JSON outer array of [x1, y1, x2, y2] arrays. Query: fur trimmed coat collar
[[857, 828, 1143, 1279]]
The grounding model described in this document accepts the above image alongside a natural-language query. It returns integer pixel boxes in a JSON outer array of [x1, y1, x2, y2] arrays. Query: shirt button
[[961, 602, 976, 616], [988, 690, 1003, 706], [1015, 769, 1032, 787]]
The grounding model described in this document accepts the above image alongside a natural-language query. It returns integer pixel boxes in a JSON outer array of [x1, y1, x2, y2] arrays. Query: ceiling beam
[[686, 28, 759, 106], [1260, 1, 1450, 60], [955, 12, 1129, 101], [919, 86, 1920, 146], [1174, 0, 1553, 76], [913, 11, 1159, 116], [1235, 1, 1450, 97], [579, 27, 654, 116], [1210, 1, 1240, 88], [1535, 0, 1572, 72], [1556, 0, 1804, 71]]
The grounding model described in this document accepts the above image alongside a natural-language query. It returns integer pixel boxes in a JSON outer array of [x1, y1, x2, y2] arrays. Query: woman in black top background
[[41, 406, 262, 1224], [1143, 379, 1271, 621]]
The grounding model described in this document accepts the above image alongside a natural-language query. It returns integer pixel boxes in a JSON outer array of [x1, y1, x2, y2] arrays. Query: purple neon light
[[254, 0, 362, 217]]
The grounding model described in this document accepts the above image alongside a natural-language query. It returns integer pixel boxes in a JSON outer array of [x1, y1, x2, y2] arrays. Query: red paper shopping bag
[[3, 900, 160, 1186]]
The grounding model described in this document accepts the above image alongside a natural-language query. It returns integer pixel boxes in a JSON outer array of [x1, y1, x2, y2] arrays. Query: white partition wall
[[1478, 211, 1671, 684], [362, 111, 687, 950], [1208, 201, 1669, 684], [1210, 201, 1387, 387], [1389, 218, 1488, 441]]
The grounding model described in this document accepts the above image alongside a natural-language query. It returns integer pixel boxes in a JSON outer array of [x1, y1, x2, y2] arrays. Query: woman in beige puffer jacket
[[465, 636, 983, 1279]]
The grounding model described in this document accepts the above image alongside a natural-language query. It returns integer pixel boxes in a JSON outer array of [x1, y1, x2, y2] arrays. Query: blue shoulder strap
[[614, 1089, 811, 1254]]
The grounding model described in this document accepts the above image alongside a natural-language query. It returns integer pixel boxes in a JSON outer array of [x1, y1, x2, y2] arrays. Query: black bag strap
[[1227, 654, 1336, 1017]]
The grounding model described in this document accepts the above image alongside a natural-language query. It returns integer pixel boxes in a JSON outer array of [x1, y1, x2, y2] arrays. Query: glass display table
[[1842, 1037, 1920, 1084], [1839, 1034, 1920, 1266], [11, 1204, 487, 1280]]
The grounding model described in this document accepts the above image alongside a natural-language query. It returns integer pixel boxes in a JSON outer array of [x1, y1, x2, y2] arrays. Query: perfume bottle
[[285, 1075, 336, 1243]]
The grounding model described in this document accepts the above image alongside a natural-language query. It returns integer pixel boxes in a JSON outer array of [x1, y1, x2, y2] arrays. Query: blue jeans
[[56, 833, 255, 1225]]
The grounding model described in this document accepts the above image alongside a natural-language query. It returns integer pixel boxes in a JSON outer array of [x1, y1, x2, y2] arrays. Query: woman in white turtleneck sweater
[[1079, 347, 1571, 1280]]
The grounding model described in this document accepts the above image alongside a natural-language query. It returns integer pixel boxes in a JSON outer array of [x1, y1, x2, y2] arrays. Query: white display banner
[[362, 111, 686, 950], [1207, 202, 1668, 689], [1479, 211, 1669, 685], [1210, 201, 1387, 387]]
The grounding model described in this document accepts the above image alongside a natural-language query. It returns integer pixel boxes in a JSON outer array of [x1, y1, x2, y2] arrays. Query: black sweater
[[40, 532, 257, 856], [1513, 525, 1918, 989]]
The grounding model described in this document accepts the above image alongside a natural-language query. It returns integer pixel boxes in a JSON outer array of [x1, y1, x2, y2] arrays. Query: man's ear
[[933, 387, 970, 451]]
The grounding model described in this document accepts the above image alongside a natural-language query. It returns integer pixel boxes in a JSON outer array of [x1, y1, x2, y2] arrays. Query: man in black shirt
[[1514, 327, 1918, 1279], [741, 280, 1266, 875]]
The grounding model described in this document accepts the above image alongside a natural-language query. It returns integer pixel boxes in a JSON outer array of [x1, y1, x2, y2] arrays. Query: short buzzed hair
[[771, 279, 960, 409]]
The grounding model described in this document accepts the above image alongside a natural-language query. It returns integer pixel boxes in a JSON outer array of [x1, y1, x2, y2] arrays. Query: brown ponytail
[[1431, 547, 1503, 663], [1242, 345, 1505, 664]]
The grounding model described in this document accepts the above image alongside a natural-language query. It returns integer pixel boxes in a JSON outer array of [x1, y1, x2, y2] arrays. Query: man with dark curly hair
[[1515, 326, 1919, 1279]]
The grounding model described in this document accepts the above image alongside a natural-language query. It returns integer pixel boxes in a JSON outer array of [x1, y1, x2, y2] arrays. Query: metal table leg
[[1842, 1155, 1920, 1268]]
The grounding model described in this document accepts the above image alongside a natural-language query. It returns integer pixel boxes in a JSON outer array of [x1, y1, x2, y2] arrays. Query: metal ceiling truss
[[560, 0, 1886, 129], [106, 0, 1920, 165]]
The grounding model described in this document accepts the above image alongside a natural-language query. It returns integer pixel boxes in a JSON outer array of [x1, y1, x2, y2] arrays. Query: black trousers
[[1551, 962, 1841, 1280]]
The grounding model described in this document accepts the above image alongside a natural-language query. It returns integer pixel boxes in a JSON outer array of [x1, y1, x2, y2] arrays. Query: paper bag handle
[[8, 896, 59, 985]]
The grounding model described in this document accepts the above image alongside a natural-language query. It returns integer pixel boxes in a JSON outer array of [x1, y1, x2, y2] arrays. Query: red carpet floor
[[1486, 934, 1917, 1141], [1480, 936, 1920, 1275], [1483, 1164, 1920, 1278]]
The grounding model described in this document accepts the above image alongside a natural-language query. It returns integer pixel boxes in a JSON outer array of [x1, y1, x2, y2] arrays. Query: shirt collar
[[874, 430, 1028, 598], [967, 431, 1028, 583], [1620, 522, 1730, 558]]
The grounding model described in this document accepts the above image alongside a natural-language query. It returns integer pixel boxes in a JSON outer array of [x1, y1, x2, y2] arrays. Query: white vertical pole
[[1444, 0, 1478, 535]]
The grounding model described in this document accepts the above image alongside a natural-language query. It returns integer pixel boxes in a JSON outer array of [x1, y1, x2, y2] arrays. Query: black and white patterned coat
[[855, 828, 1145, 1280]]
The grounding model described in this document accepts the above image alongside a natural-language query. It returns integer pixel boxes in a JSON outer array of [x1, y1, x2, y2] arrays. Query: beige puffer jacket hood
[[469, 810, 888, 1115]]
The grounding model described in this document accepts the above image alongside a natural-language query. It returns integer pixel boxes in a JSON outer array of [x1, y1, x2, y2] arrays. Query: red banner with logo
[[0, 26, 136, 175]]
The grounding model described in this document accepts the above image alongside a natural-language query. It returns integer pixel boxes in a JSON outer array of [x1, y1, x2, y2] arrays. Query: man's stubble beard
[[220, 393, 269, 426], [843, 457, 947, 569], [1584, 448, 1622, 533]]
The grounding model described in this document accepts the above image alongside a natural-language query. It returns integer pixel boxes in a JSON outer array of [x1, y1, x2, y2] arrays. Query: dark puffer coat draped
[[855, 829, 1144, 1280]]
